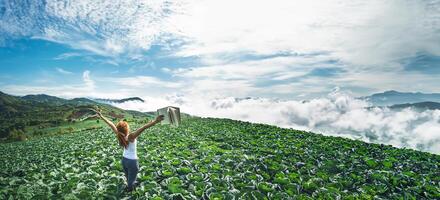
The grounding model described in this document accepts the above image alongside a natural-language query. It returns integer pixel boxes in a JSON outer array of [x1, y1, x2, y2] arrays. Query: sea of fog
[[110, 90, 440, 154]]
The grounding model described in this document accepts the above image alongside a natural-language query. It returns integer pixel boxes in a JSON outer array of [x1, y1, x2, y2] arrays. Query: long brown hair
[[116, 121, 129, 149]]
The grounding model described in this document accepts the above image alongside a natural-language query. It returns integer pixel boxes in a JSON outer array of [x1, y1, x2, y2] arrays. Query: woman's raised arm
[[128, 115, 164, 141], [89, 108, 119, 135]]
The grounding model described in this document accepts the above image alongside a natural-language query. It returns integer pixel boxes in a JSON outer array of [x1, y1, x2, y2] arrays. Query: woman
[[91, 108, 164, 192]]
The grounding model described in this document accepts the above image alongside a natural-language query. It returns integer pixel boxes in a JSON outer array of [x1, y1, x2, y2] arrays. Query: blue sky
[[1, 0, 440, 99]]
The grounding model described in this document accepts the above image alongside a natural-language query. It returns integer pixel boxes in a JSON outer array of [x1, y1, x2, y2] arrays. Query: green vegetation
[[0, 91, 149, 141], [1, 117, 438, 199]]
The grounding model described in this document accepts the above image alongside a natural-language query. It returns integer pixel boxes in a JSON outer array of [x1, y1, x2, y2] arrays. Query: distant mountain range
[[0, 91, 153, 140], [2, 90, 440, 119], [362, 90, 440, 106], [94, 97, 144, 104], [0, 91, 149, 135], [389, 101, 440, 110], [21, 94, 98, 106]]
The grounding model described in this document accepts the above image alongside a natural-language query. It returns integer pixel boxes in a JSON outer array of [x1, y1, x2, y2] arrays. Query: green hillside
[[21, 94, 68, 106], [0, 117, 438, 199], [0, 92, 149, 141]]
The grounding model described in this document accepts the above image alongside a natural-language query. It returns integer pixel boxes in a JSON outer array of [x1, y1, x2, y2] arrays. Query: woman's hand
[[88, 107, 103, 118], [89, 107, 119, 135], [154, 115, 164, 123]]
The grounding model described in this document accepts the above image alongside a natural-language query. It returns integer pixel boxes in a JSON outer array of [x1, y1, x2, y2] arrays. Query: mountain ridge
[[0, 91, 149, 141], [389, 101, 440, 110], [94, 97, 145, 104], [362, 90, 440, 106]]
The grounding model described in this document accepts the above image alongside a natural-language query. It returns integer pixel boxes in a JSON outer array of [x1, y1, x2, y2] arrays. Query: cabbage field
[[0, 117, 439, 199]]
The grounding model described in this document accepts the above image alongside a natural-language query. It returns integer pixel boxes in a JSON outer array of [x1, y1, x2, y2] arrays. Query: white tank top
[[123, 139, 138, 160]]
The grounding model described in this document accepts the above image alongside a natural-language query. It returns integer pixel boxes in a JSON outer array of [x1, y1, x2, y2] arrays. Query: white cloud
[[174, 56, 313, 80], [161, 67, 172, 73], [82, 70, 94, 89], [173, 0, 440, 67], [334, 70, 440, 93], [111, 90, 440, 154], [184, 79, 257, 97], [110, 76, 183, 88], [54, 52, 82, 60], [171, 54, 440, 98], [413, 120, 440, 151], [1, 73, 183, 99], [1, 0, 185, 56], [2, 0, 439, 66], [162, 0, 440, 97], [56, 67, 73, 75], [2, 0, 440, 96], [167, 55, 341, 98], [2, 70, 101, 98]]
